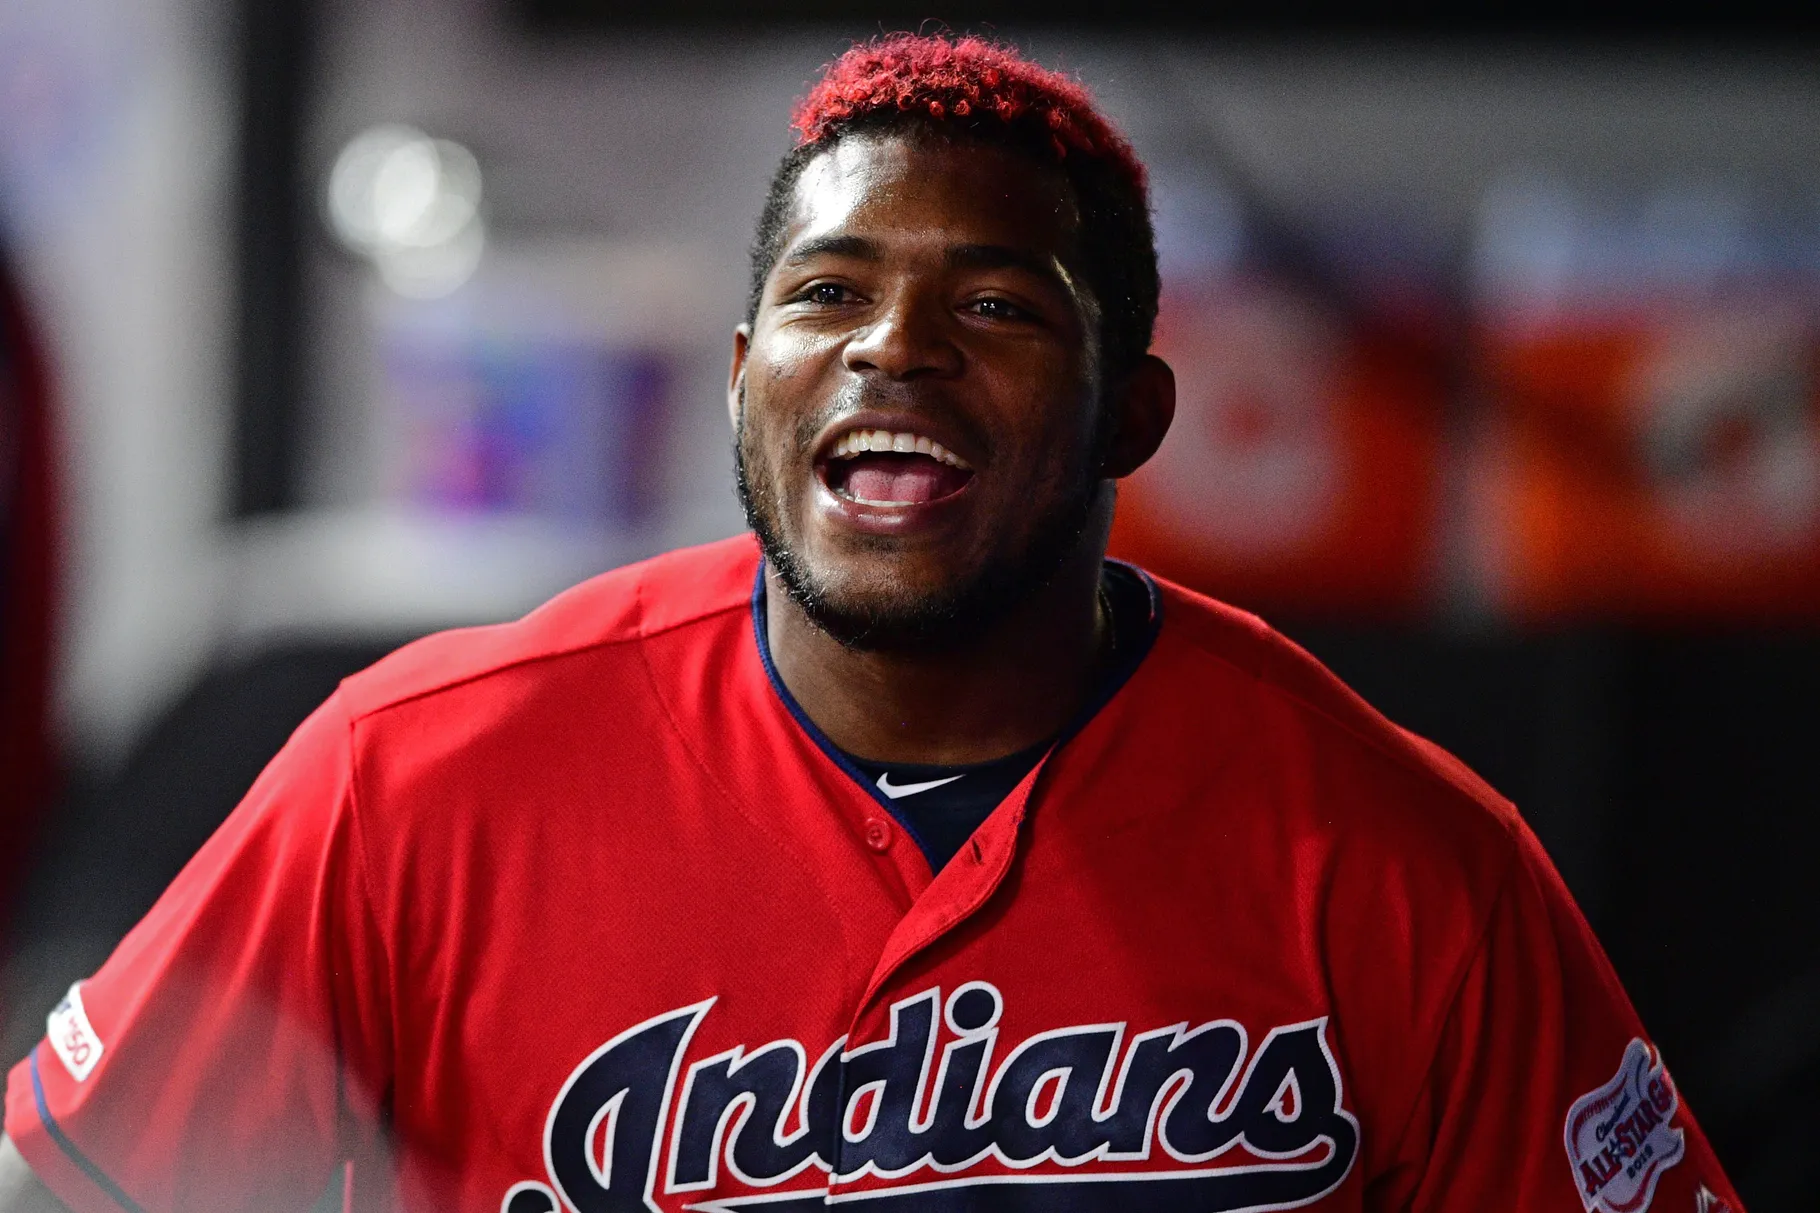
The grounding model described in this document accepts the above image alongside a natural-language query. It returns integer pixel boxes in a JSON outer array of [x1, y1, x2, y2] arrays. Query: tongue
[[841, 454, 970, 505]]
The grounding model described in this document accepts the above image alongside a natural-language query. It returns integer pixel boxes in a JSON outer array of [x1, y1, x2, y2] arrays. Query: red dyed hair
[[750, 34, 1159, 380], [791, 34, 1146, 192]]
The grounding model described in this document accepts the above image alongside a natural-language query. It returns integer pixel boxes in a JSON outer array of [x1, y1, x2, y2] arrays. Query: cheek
[[988, 383, 1100, 489], [747, 344, 843, 446], [737, 386, 823, 526], [742, 369, 806, 448], [755, 324, 842, 387]]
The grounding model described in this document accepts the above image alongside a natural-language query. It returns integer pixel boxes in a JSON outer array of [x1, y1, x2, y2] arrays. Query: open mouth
[[820, 428, 975, 507]]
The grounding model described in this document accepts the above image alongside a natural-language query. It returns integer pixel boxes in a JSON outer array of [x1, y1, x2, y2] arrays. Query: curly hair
[[746, 34, 1159, 387]]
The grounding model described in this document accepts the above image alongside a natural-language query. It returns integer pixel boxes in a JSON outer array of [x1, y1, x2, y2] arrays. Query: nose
[[842, 290, 962, 380]]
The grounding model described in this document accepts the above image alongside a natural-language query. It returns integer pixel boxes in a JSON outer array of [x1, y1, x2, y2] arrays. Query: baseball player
[[2, 33, 1745, 1213]]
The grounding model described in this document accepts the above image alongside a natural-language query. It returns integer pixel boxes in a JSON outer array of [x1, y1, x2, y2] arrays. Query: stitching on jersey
[[1375, 834, 1524, 1181], [852, 777, 1035, 1010], [1155, 587, 1529, 1181], [628, 608, 862, 987], [326, 699, 353, 1166], [342, 554, 754, 725], [28, 1048, 148, 1213], [1166, 607, 1516, 821], [338, 692, 399, 1146]]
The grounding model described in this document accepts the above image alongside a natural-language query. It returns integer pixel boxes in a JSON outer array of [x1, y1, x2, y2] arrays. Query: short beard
[[734, 413, 1103, 655]]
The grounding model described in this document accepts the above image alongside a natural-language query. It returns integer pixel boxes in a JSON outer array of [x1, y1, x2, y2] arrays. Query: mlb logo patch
[[1564, 1038, 1685, 1212]]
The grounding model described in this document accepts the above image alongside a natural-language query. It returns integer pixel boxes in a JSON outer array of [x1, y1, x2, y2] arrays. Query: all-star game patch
[[1564, 1038, 1686, 1212]]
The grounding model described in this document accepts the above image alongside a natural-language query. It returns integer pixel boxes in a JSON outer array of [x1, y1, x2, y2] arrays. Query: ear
[[1100, 354, 1175, 479], [727, 325, 752, 430]]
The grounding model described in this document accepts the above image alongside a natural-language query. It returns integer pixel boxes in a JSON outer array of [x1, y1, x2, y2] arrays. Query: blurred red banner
[[1469, 295, 1820, 621], [1110, 277, 1446, 618]]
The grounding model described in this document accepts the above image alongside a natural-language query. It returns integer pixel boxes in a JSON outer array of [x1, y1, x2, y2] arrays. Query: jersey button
[[863, 819, 893, 852]]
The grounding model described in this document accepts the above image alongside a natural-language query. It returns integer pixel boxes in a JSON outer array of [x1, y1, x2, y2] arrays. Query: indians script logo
[[1564, 1039, 1685, 1213], [501, 983, 1358, 1212]]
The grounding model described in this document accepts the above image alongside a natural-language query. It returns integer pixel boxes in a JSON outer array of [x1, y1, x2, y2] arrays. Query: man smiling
[[2, 34, 1742, 1213]]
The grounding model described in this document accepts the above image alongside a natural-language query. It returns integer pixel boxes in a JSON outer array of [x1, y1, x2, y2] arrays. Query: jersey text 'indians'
[[500, 983, 1359, 1212]]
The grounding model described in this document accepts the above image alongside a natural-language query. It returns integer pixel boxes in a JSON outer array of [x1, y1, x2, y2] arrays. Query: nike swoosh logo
[[875, 772, 965, 799]]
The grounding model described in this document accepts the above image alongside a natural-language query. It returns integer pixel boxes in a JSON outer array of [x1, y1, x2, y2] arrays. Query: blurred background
[[1, 1, 1817, 1206]]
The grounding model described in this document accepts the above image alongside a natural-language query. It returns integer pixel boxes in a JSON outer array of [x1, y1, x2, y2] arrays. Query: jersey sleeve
[[3, 691, 394, 1213], [1370, 816, 1746, 1212]]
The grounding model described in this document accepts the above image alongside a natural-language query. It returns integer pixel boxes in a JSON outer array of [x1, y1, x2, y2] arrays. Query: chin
[[788, 546, 1038, 653], [806, 599, 971, 653], [796, 567, 967, 649]]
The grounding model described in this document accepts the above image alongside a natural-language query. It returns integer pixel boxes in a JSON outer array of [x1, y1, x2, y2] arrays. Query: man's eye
[[967, 297, 1027, 321], [802, 283, 854, 305]]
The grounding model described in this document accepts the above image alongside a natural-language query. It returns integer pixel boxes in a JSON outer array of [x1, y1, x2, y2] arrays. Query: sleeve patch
[[45, 982, 105, 1083], [1564, 1038, 1685, 1213]]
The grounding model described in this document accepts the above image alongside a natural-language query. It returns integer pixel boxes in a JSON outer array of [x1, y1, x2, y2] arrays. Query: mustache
[[791, 380, 995, 464]]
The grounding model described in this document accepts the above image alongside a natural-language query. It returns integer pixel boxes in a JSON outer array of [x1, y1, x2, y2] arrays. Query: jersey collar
[[748, 561, 1163, 866]]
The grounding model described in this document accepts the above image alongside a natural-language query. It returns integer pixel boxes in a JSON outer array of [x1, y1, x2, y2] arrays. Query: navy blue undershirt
[[837, 563, 1156, 870], [842, 742, 1052, 869], [753, 560, 1160, 872]]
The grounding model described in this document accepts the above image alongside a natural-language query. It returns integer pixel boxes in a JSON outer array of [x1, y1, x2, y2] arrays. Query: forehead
[[781, 133, 1082, 263]]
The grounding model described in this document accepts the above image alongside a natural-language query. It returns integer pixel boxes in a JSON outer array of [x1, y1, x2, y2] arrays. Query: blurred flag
[[1110, 190, 1448, 618], [1466, 182, 1820, 621]]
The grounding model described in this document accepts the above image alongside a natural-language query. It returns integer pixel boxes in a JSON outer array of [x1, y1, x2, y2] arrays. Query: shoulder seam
[[342, 593, 749, 724], [336, 689, 398, 1072], [1378, 817, 1525, 1170], [624, 623, 861, 979], [1168, 619, 1509, 815]]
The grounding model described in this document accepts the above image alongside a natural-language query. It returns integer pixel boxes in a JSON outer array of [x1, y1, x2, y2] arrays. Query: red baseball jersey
[[6, 535, 1743, 1212]]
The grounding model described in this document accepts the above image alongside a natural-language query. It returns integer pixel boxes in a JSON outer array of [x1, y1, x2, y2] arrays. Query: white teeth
[[828, 429, 971, 469]]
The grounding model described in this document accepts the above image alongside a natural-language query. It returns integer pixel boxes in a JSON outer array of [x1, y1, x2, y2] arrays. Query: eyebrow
[[779, 236, 1070, 292], [948, 243, 1083, 306], [779, 234, 880, 267], [945, 243, 1060, 280]]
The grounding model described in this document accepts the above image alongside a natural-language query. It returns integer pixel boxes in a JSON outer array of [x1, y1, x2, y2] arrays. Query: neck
[[765, 500, 1115, 766]]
